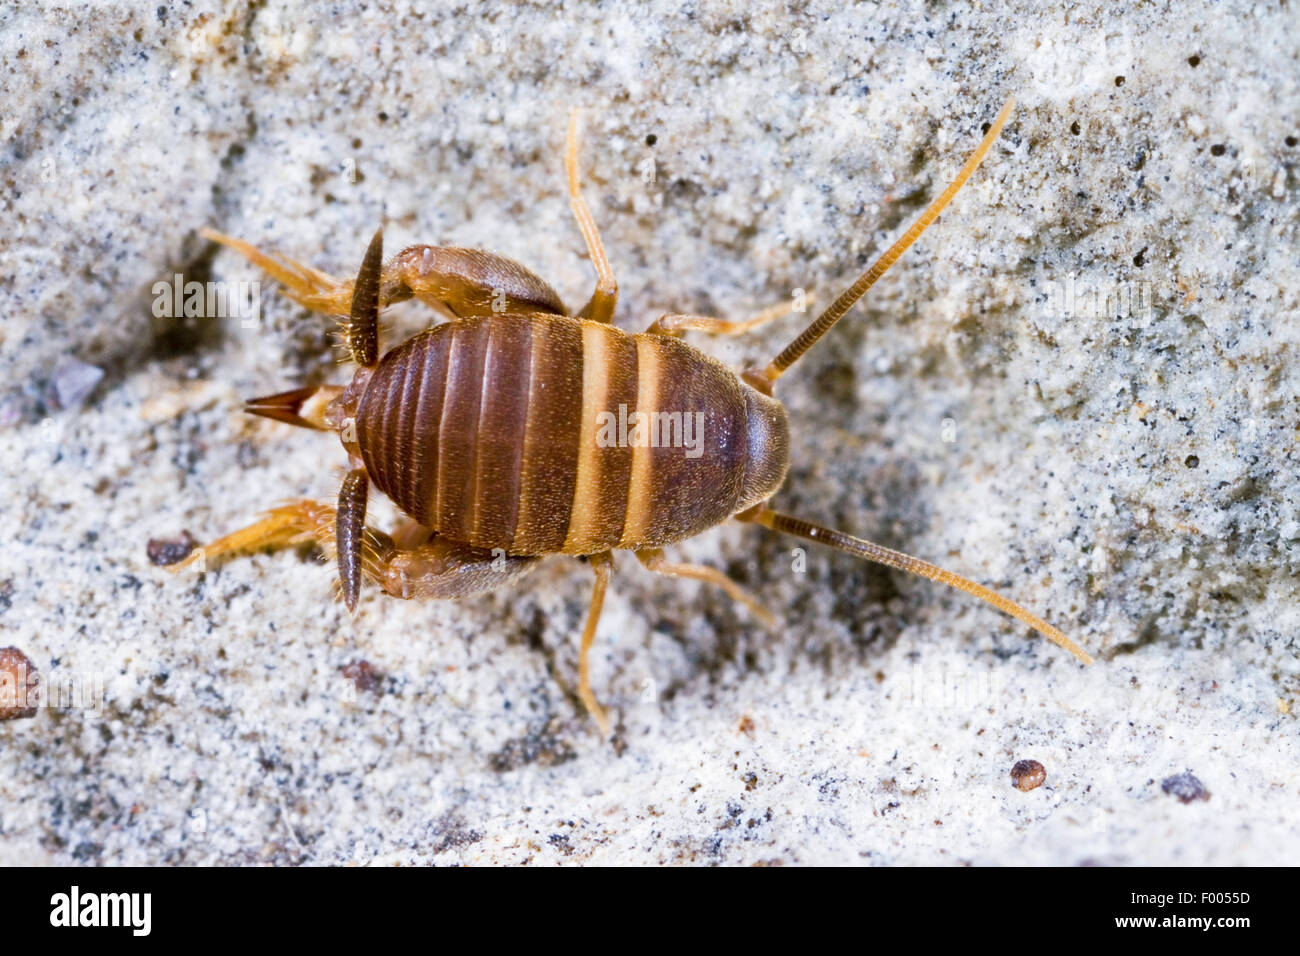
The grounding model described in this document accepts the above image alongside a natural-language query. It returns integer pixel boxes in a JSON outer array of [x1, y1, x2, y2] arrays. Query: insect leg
[[565, 109, 619, 324], [635, 548, 774, 626], [577, 552, 615, 736], [383, 245, 568, 319], [200, 227, 354, 315], [375, 543, 611, 733], [389, 515, 433, 550], [201, 225, 381, 369], [367, 537, 539, 600], [644, 293, 817, 338], [172, 499, 538, 602], [203, 228, 568, 321], [168, 499, 339, 572]]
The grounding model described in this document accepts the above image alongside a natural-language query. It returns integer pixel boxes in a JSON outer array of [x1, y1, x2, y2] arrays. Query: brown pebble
[[1161, 771, 1210, 803], [341, 659, 384, 694], [1010, 759, 1046, 791], [0, 647, 39, 720], [147, 531, 199, 567]]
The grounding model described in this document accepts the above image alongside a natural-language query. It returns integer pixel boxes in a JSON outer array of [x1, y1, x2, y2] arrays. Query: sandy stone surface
[[1, 0, 1296, 865]]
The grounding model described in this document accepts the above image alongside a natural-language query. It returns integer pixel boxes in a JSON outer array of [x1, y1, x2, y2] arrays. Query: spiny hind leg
[[646, 293, 817, 338], [202, 228, 568, 319], [635, 548, 775, 626], [566, 110, 619, 324]]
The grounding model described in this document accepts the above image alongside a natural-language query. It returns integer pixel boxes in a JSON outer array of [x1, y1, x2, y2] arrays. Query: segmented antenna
[[744, 506, 1092, 664], [762, 97, 1015, 382]]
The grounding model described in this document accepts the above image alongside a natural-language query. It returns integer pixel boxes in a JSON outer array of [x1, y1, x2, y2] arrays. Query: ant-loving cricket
[[176, 97, 1091, 736]]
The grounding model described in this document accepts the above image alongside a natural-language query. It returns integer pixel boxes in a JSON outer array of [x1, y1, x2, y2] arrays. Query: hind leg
[[577, 552, 615, 736], [200, 228, 352, 314], [371, 537, 539, 600], [390, 545, 620, 736], [635, 548, 774, 626], [645, 292, 816, 338], [202, 229, 568, 320], [173, 501, 537, 599], [175, 503, 632, 729], [170, 499, 338, 574]]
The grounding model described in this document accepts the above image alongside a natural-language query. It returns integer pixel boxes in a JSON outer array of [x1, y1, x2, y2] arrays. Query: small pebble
[[1161, 771, 1210, 803], [47, 358, 104, 411], [1010, 759, 1046, 791], [147, 531, 199, 567], [0, 647, 40, 721], [341, 659, 384, 694]]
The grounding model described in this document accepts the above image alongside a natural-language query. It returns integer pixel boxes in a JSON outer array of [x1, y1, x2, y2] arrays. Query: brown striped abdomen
[[355, 313, 789, 556]]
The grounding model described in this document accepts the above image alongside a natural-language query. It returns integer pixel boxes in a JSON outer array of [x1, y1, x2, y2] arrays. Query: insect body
[[351, 311, 788, 557], [181, 99, 1090, 735]]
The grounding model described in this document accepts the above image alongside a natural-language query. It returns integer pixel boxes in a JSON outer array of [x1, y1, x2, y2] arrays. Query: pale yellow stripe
[[469, 318, 496, 543], [618, 334, 660, 547], [509, 321, 544, 551], [562, 322, 614, 552]]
